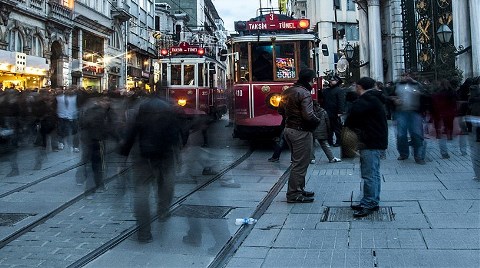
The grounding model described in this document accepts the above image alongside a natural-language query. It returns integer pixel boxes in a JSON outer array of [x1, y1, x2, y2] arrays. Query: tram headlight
[[177, 99, 187, 107], [267, 93, 282, 108]]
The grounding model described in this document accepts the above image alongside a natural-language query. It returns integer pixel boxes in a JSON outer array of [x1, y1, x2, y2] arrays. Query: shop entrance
[[50, 41, 63, 88]]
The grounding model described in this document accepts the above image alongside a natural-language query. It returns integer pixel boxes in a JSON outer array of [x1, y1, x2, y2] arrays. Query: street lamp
[[344, 43, 355, 61], [436, 24, 453, 44]]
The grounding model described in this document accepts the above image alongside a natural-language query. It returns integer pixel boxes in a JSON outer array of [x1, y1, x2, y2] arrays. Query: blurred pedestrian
[[311, 100, 341, 163], [76, 96, 111, 193], [468, 77, 480, 142], [0, 89, 20, 177], [431, 79, 457, 159], [278, 68, 320, 203], [320, 75, 345, 147], [345, 77, 388, 217], [32, 89, 57, 170], [391, 73, 429, 164], [120, 94, 182, 243], [55, 88, 80, 152], [268, 115, 288, 162]]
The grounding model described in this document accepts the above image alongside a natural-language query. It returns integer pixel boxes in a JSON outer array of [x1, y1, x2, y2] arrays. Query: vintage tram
[[157, 42, 228, 119], [229, 12, 322, 139]]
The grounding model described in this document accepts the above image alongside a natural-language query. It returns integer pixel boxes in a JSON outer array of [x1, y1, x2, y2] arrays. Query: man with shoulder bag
[[278, 69, 320, 203]]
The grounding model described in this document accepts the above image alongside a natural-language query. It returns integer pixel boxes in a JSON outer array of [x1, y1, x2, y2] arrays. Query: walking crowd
[[0, 86, 217, 243], [275, 69, 480, 218]]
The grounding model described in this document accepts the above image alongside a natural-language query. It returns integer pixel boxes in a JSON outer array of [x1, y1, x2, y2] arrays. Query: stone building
[[289, 0, 479, 83]]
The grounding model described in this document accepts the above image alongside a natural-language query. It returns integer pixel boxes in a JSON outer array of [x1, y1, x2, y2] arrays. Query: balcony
[[111, 1, 132, 23], [47, 0, 73, 27]]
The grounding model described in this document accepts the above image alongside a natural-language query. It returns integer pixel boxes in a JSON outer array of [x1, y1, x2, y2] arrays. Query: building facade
[[288, 0, 359, 77]]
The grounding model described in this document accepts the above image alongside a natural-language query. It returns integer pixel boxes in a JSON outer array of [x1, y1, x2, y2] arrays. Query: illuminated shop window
[[9, 30, 23, 52]]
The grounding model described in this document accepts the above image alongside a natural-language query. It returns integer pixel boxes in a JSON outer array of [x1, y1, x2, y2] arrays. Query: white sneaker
[[310, 159, 316, 164], [58, 142, 64, 150], [73, 148, 80, 153], [329, 157, 342, 163]]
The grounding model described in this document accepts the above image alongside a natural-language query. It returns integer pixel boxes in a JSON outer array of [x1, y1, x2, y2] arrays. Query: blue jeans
[[395, 111, 424, 159], [359, 149, 382, 208]]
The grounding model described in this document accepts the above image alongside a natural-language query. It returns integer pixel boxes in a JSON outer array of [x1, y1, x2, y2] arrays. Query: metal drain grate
[[172, 205, 233, 219], [321, 207, 394, 222], [0, 213, 34, 226]]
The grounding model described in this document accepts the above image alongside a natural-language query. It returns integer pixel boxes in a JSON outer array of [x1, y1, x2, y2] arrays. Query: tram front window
[[184, 64, 195, 86], [274, 43, 296, 80], [252, 44, 273, 81], [171, 64, 181, 85]]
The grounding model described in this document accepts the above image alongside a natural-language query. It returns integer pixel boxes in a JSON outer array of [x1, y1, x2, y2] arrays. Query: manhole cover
[[321, 207, 394, 222], [172, 205, 233, 219], [0, 213, 34, 226]]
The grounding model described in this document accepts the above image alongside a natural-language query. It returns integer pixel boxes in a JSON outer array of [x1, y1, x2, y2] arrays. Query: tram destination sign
[[245, 13, 309, 31], [170, 42, 204, 55]]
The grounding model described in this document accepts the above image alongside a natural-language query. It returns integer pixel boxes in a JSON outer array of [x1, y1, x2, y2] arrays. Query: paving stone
[[381, 181, 446, 191], [348, 229, 426, 249], [419, 200, 476, 213], [351, 213, 430, 229], [282, 213, 324, 230], [226, 257, 264, 268], [262, 248, 373, 268], [383, 174, 439, 182], [422, 229, 480, 249], [231, 246, 270, 259], [381, 190, 445, 201], [425, 212, 480, 228], [440, 189, 478, 199], [255, 213, 287, 230], [375, 249, 480, 267], [273, 229, 348, 249], [241, 228, 281, 247]]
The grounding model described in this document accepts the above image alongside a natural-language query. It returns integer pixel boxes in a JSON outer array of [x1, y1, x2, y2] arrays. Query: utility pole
[[334, 0, 340, 74]]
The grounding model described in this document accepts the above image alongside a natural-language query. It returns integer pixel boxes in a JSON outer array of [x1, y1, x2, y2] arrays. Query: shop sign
[[127, 66, 142, 77], [142, 71, 150, 78], [15, 53, 26, 73]]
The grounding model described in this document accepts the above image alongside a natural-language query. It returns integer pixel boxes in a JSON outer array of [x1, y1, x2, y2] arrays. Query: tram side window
[[198, 63, 204, 87], [252, 43, 273, 81], [184, 64, 195, 86], [171, 64, 181, 85], [274, 43, 296, 80], [235, 43, 249, 82]]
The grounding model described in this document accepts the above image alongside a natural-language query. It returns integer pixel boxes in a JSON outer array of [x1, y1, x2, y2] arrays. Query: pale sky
[[212, 0, 279, 33]]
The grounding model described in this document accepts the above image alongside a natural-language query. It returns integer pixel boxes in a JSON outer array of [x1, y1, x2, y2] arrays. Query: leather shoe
[[287, 195, 314, 203], [353, 207, 378, 217], [302, 190, 315, 197], [351, 204, 379, 211]]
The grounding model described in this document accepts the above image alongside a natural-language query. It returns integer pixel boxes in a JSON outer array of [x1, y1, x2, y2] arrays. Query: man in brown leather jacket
[[278, 68, 320, 203]]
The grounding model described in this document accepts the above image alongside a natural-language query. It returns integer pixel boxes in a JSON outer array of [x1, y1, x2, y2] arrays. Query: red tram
[[158, 42, 227, 119], [229, 12, 322, 139]]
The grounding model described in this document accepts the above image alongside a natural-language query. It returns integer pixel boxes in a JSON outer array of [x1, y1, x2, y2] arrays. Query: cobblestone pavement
[[227, 124, 480, 268]]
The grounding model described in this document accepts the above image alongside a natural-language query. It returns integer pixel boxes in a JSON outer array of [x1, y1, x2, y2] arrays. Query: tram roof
[[230, 33, 317, 43]]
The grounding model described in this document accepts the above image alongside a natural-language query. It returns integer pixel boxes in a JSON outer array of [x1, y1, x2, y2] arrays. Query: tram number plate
[[235, 90, 243, 97]]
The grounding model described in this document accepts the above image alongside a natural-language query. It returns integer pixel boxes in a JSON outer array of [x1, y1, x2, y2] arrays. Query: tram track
[[68, 148, 254, 268], [0, 164, 132, 250]]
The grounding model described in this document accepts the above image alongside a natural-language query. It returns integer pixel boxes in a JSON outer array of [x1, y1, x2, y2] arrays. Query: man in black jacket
[[345, 77, 388, 217], [321, 76, 346, 146], [278, 68, 320, 203]]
